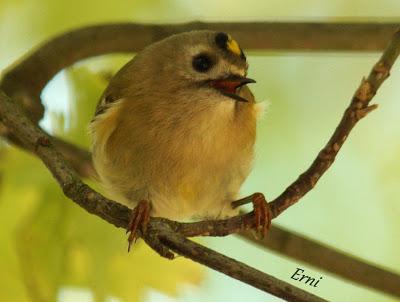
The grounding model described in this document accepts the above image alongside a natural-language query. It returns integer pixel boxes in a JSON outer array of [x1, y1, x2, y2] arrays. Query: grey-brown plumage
[[90, 30, 263, 221]]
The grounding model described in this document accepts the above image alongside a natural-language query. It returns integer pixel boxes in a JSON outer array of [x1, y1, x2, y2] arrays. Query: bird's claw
[[127, 200, 151, 252], [232, 192, 271, 238], [251, 193, 271, 238]]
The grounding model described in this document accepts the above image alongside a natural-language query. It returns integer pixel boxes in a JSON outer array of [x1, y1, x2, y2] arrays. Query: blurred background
[[1, 1, 400, 301]]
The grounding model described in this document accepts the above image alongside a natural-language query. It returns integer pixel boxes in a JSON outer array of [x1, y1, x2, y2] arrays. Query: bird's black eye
[[192, 54, 213, 72]]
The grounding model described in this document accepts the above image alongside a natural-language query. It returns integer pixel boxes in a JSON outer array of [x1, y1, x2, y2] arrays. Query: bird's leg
[[127, 200, 151, 252], [231, 193, 271, 238]]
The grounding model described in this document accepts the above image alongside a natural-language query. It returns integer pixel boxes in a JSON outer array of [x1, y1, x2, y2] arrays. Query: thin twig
[[269, 28, 400, 217]]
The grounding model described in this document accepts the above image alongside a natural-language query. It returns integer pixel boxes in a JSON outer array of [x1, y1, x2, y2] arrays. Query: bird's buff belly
[[96, 156, 246, 221], [147, 172, 242, 221]]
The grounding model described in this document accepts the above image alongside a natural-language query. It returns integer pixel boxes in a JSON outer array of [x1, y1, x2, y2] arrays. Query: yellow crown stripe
[[227, 35, 241, 56]]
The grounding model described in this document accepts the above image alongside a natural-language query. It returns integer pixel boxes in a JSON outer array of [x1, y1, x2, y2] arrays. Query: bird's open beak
[[209, 76, 256, 102]]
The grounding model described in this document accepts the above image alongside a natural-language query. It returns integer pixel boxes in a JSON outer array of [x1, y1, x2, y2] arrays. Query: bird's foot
[[232, 192, 271, 238], [127, 200, 151, 252]]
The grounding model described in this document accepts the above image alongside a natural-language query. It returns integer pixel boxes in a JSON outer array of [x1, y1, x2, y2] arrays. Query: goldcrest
[[90, 31, 262, 227]]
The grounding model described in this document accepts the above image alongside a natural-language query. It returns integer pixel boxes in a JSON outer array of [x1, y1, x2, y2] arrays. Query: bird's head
[[122, 30, 255, 104]]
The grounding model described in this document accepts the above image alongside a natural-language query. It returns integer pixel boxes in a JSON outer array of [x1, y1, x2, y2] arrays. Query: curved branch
[[0, 22, 398, 123]]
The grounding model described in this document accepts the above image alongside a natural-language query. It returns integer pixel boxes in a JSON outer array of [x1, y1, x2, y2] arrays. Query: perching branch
[[1, 23, 400, 301], [0, 90, 325, 302]]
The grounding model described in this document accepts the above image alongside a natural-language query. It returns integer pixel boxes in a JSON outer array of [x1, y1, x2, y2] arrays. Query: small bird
[[90, 30, 270, 249]]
